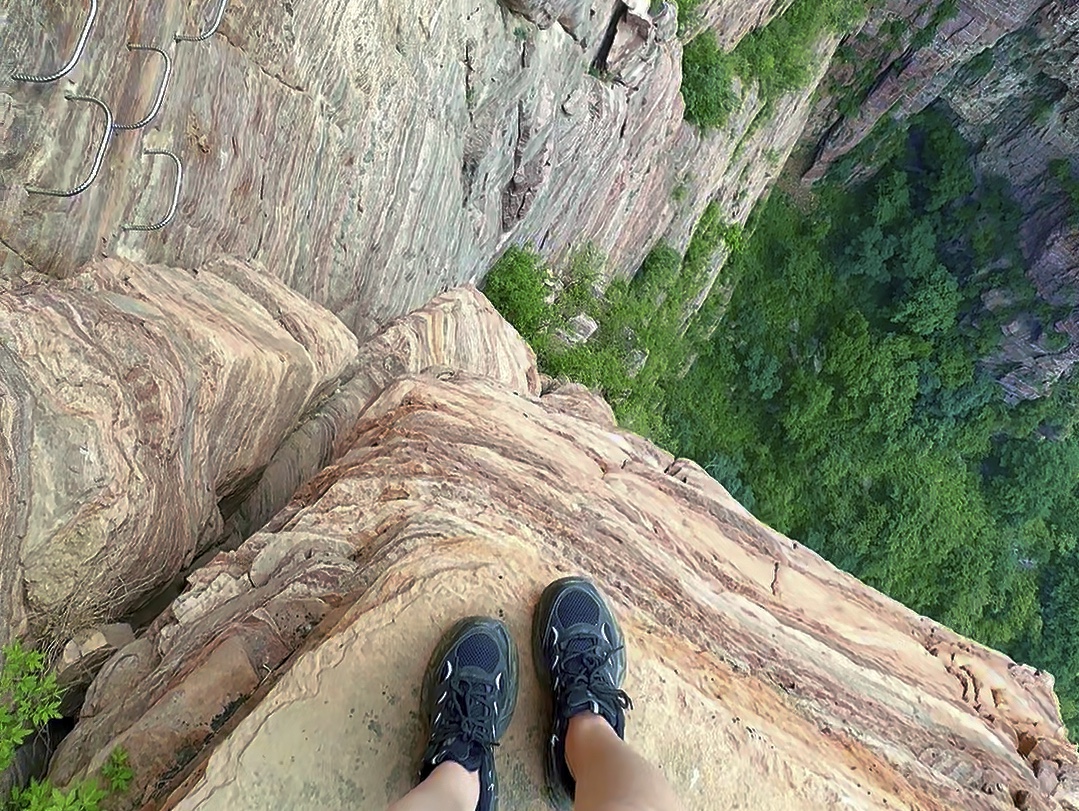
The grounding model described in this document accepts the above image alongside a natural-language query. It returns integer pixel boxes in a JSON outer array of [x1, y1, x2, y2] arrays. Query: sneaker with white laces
[[531, 577, 633, 808], [418, 616, 519, 811]]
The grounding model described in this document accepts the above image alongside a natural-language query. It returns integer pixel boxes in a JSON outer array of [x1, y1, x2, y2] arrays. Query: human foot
[[532, 577, 632, 807], [418, 617, 519, 810]]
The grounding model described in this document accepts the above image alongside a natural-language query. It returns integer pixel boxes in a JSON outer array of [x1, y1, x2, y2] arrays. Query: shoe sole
[[531, 577, 626, 810], [420, 616, 519, 810]]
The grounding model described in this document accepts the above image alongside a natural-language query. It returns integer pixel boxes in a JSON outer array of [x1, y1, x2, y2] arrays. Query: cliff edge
[[36, 281, 1079, 811]]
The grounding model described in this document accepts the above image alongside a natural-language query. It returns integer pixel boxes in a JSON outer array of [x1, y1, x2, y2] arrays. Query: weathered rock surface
[[0, 0, 819, 338], [47, 288, 1079, 811], [217, 282, 541, 548], [0, 257, 358, 646], [0, 265, 537, 675], [56, 623, 135, 715], [0, 0, 840, 656]]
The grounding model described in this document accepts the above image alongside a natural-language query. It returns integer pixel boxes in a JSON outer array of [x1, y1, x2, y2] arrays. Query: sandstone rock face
[[803, 0, 1050, 184], [0, 257, 358, 645], [48, 288, 1079, 811], [0, 0, 816, 339], [0, 269, 535, 674], [217, 283, 541, 548], [0, 0, 842, 657]]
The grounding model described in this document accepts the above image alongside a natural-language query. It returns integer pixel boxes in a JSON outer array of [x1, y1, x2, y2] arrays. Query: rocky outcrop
[[0, 0, 816, 339], [44, 287, 1079, 811], [802, 0, 1079, 400], [0, 257, 357, 648], [1, 0, 853, 346], [0, 262, 536, 668], [680, 0, 796, 48], [216, 282, 541, 548], [0, 0, 845, 651], [803, 0, 1052, 183]]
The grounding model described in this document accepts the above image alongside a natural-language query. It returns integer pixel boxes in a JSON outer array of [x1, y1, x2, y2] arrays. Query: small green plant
[[10, 779, 107, 811], [681, 0, 866, 131], [675, 0, 704, 36], [513, 25, 529, 41], [964, 48, 994, 83], [7, 748, 135, 811], [1049, 158, 1079, 225], [1032, 96, 1056, 126], [0, 646, 135, 811], [880, 16, 907, 48], [911, 0, 959, 50], [0, 642, 62, 772], [101, 747, 134, 794], [671, 175, 692, 202], [481, 246, 552, 344]]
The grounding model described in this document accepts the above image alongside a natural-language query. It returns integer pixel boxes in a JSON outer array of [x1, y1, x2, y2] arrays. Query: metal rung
[[12, 0, 98, 83], [113, 45, 173, 131], [123, 149, 183, 231], [175, 0, 229, 43], [26, 94, 114, 197]]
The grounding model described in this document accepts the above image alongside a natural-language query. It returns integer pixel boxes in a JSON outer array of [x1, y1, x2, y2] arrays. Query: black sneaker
[[532, 577, 633, 807], [418, 616, 519, 811]]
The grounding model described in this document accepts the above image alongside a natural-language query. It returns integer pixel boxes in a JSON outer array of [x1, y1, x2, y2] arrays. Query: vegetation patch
[[910, 0, 960, 50], [483, 205, 740, 440], [680, 0, 867, 131], [0, 643, 135, 810], [1050, 158, 1079, 225], [0, 643, 61, 773]]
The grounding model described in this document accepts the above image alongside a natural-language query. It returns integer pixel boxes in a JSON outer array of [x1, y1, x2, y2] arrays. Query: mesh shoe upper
[[419, 617, 518, 811], [532, 577, 632, 806]]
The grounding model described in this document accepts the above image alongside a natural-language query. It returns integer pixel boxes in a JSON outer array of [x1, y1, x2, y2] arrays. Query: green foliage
[[0, 647, 136, 811], [675, 0, 704, 36], [680, 0, 867, 130], [1031, 95, 1057, 126], [9, 780, 107, 811], [879, 17, 907, 48], [733, 0, 865, 103], [964, 48, 994, 83], [1050, 158, 1079, 226], [7, 749, 135, 811], [101, 748, 134, 794], [911, 0, 959, 50], [482, 246, 553, 344], [0, 643, 62, 774], [672, 175, 692, 202], [662, 110, 1078, 728], [680, 34, 738, 130], [484, 203, 735, 438]]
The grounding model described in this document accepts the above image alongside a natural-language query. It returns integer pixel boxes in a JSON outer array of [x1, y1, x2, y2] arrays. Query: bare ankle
[[568, 711, 617, 738], [431, 760, 480, 809]]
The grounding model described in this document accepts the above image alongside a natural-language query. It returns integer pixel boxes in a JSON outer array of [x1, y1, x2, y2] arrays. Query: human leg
[[532, 576, 681, 810], [565, 712, 681, 811], [387, 761, 479, 811]]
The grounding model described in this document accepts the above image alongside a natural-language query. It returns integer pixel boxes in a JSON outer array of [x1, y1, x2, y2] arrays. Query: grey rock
[[2, 0, 833, 341], [556, 313, 600, 345]]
